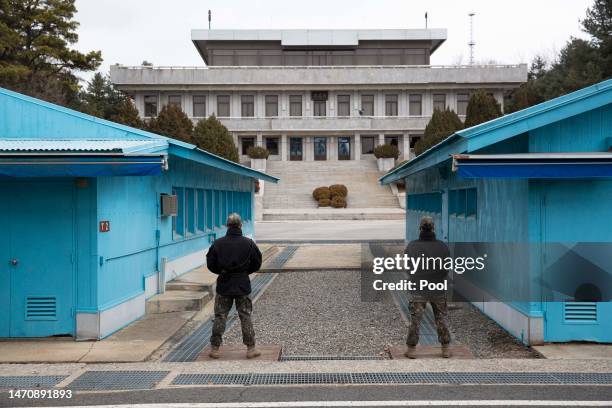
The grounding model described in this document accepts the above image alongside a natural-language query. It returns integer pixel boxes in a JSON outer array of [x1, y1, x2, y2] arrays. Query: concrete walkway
[[534, 344, 612, 360], [256, 220, 405, 242]]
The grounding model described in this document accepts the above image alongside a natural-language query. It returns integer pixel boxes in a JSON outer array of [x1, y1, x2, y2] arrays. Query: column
[[354, 133, 361, 160], [378, 133, 385, 146], [402, 132, 411, 161], [329, 136, 336, 160], [256, 133, 263, 147], [281, 134, 288, 161]]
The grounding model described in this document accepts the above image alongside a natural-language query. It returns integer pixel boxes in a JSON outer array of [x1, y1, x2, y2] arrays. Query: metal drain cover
[[0, 375, 67, 389], [68, 371, 169, 391]]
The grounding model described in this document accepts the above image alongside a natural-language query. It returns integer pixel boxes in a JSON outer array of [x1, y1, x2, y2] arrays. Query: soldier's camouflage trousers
[[406, 299, 451, 347], [210, 294, 255, 347]]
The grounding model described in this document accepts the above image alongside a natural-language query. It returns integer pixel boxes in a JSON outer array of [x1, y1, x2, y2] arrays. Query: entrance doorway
[[314, 137, 327, 161], [289, 137, 303, 161], [338, 136, 351, 160], [0, 180, 75, 337]]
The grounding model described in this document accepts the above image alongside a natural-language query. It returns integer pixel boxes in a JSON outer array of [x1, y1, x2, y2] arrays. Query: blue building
[[381, 79, 612, 344], [0, 87, 277, 340]]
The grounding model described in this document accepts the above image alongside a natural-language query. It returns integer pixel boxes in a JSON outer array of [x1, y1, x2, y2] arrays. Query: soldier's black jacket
[[206, 226, 262, 296], [405, 230, 450, 298]]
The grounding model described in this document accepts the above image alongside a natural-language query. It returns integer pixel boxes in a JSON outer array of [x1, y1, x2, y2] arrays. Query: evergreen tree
[[0, 0, 102, 106], [414, 109, 463, 156], [110, 98, 145, 129], [464, 90, 502, 128], [81, 73, 124, 118], [192, 115, 239, 162], [147, 104, 193, 143], [582, 0, 612, 78]]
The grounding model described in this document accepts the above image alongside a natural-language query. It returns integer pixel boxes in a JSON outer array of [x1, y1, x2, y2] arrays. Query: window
[[167, 95, 182, 109], [385, 135, 399, 147], [172, 187, 184, 239], [361, 136, 375, 154], [409, 94, 422, 116], [407, 192, 442, 214], [144, 95, 158, 117], [197, 190, 205, 232], [313, 100, 326, 117], [337, 94, 351, 117], [205, 190, 214, 230], [265, 95, 278, 117], [361, 94, 374, 116], [457, 93, 469, 116], [449, 188, 477, 217], [193, 95, 206, 117], [466, 188, 477, 216], [289, 95, 302, 116], [385, 94, 398, 116], [186, 188, 195, 236], [410, 135, 422, 148], [241, 95, 254, 117], [241, 137, 255, 155], [266, 137, 279, 155], [217, 95, 230, 117], [433, 94, 446, 111], [215, 190, 223, 227]]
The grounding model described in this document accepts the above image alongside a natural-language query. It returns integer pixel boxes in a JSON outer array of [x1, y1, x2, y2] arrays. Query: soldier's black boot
[[404, 346, 416, 359], [441, 345, 452, 358]]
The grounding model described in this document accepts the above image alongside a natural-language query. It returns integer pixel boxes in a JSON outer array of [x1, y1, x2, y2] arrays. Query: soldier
[[404, 216, 452, 359], [207, 213, 263, 359]]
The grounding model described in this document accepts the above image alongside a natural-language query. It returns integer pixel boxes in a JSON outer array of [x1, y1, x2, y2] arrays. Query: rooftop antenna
[[425, 12, 428, 29], [208, 10, 211, 30], [468, 12, 476, 65]]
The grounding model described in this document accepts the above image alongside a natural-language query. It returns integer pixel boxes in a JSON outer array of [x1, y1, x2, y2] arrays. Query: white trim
[[164, 249, 207, 282]]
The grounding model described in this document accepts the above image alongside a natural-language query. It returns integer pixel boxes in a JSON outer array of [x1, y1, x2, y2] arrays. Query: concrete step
[[165, 281, 213, 294], [262, 209, 405, 221], [146, 290, 211, 314]]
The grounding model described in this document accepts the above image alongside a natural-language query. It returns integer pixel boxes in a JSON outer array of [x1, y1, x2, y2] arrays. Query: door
[[313, 137, 327, 161], [338, 137, 351, 160], [1, 181, 75, 337], [540, 180, 612, 342], [289, 137, 303, 161]]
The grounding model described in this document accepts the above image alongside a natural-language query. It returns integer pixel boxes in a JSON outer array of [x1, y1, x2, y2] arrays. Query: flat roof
[[191, 29, 447, 63]]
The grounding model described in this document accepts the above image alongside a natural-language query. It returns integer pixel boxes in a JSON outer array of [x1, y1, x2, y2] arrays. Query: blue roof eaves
[[379, 134, 465, 184], [168, 143, 279, 183]]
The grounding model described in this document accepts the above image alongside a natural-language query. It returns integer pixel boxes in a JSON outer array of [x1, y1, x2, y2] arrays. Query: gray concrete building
[[110, 29, 527, 164]]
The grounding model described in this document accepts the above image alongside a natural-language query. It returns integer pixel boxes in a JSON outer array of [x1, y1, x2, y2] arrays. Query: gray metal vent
[[25, 296, 57, 320], [564, 302, 597, 323]]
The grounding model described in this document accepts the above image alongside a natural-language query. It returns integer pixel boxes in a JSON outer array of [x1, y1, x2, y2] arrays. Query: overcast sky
[[73, 0, 593, 82]]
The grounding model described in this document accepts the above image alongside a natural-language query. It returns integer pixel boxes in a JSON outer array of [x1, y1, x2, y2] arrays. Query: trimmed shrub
[[414, 108, 463, 156], [192, 115, 239, 162], [313, 186, 331, 200], [331, 196, 347, 208], [373, 143, 399, 159], [247, 146, 270, 159], [329, 184, 348, 198], [318, 198, 331, 207]]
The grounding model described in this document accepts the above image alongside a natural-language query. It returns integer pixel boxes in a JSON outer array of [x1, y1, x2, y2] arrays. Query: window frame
[[313, 100, 326, 117], [409, 94, 422, 116], [265, 137, 280, 156], [172, 187, 185, 239], [385, 94, 398, 116], [217, 95, 230, 117], [241, 137, 255, 155], [144, 95, 158, 117], [361, 136, 376, 155], [361, 94, 374, 116], [264, 95, 279, 117], [289, 95, 302, 117], [167, 95, 182, 109], [241, 95, 255, 117], [192, 95, 207, 118], [433, 94, 447, 112], [337, 94, 351, 117], [457, 93, 470, 116]]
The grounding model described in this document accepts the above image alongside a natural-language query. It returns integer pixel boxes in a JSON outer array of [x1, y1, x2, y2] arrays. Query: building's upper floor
[[191, 29, 447, 66]]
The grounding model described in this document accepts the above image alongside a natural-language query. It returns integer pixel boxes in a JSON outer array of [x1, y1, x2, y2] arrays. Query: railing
[[113, 64, 526, 71]]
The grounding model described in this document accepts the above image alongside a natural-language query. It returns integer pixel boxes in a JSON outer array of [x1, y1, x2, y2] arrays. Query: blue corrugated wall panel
[[95, 155, 254, 308]]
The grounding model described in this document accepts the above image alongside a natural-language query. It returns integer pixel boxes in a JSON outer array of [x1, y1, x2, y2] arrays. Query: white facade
[[110, 29, 527, 164]]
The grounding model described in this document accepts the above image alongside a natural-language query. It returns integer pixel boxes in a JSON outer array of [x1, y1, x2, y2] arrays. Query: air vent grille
[[25, 297, 57, 320], [564, 302, 597, 323]]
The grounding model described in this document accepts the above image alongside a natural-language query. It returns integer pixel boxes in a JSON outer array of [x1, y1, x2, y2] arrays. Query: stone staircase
[[262, 159, 403, 220], [145, 267, 215, 314]]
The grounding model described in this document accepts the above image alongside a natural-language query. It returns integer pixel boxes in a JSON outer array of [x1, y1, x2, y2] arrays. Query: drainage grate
[[171, 372, 612, 386], [280, 355, 384, 361], [264, 245, 298, 269], [0, 375, 67, 389], [67, 371, 169, 391], [173, 373, 251, 386], [391, 289, 440, 346], [164, 273, 275, 362]]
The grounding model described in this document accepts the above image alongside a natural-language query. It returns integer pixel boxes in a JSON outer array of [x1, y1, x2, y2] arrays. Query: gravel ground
[[223, 270, 405, 356], [448, 302, 542, 359], [223, 270, 540, 359]]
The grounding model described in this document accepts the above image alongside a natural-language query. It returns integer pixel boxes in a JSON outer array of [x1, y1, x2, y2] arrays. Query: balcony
[[212, 116, 431, 132], [110, 64, 527, 89]]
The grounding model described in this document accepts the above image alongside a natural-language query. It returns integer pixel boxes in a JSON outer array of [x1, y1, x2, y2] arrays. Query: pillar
[[378, 133, 385, 146], [354, 133, 361, 160], [256, 133, 263, 147], [402, 132, 411, 161], [281, 134, 288, 161]]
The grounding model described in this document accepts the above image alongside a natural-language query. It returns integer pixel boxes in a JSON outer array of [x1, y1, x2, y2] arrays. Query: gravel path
[[448, 302, 542, 359], [222, 270, 539, 359], [223, 270, 405, 356]]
